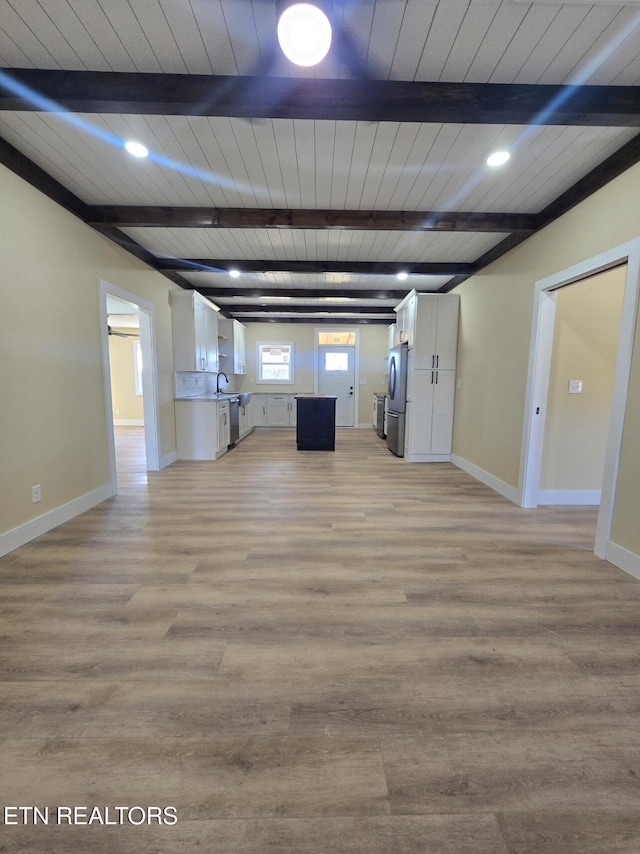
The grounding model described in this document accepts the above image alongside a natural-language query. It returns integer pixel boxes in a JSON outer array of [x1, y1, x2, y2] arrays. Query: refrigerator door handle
[[388, 357, 397, 399], [387, 411, 399, 419]]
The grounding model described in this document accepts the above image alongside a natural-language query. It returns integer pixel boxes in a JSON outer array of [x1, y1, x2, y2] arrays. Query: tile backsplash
[[175, 372, 233, 397]]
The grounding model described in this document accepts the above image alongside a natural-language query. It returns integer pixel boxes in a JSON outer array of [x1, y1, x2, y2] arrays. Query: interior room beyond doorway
[[539, 266, 626, 506]]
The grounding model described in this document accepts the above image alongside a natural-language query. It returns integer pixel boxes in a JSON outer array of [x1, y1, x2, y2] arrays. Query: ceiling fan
[[108, 324, 139, 339]]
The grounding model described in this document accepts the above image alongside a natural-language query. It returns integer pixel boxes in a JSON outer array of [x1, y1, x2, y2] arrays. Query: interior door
[[318, 346, 355, 426]]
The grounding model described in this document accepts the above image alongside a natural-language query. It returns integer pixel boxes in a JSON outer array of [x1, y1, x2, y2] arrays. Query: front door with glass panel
[[318, 345, 355, 426]]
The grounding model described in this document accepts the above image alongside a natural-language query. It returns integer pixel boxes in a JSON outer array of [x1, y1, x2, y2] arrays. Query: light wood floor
[[2, 426, 640, 853]]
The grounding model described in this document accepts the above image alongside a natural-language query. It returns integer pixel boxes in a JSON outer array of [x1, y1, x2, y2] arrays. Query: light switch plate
[[568, 380, 583, 394]]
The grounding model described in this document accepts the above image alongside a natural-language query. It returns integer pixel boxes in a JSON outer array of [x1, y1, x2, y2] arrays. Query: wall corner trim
[[159, 450, 178, 469], [0, 484, 115, 559], [605, 541, 640, 582], [451, 454, 520, 504], [537, 489, 602, 506]]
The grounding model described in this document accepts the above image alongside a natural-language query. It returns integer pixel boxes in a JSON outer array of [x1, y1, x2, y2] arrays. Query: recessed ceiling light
[[124, 140, 148, 158], [397, 272, 409, 281], [229, 269, 241, 278], [277, 3, 332, 67], [487, 150, 510, 167]]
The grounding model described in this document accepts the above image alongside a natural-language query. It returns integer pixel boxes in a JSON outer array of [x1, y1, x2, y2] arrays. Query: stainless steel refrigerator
[[386, 343, 408, 456]]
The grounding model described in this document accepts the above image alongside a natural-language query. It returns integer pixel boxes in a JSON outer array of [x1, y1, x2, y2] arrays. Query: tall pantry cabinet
[[394, 291, 460, 463]]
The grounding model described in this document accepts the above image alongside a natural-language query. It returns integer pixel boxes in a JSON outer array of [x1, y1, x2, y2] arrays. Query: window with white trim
[[257, 342, 294, 384]]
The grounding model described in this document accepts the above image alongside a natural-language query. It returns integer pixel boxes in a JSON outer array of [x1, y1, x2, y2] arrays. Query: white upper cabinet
[[394, 292, 459, 370], [232, 320, 247, 375], [218, 318, 247, 375], [170, 291, 219, 372]]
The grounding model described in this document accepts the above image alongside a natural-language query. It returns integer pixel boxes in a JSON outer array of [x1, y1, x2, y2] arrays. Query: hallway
[[1, 428, 639, 853]]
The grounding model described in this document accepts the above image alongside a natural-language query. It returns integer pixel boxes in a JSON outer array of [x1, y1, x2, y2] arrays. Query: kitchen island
[[295, 395, 337, 451]]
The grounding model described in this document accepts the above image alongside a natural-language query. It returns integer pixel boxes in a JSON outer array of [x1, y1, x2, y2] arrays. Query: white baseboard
[[538, 489, 601, 505], [451, 454, 520, 504], [0, 483, 115, 559], [404, 452, 451, 463], [113, 419, 144, 426], [159, 450, 178, 469], [605, 541, 640, 581]]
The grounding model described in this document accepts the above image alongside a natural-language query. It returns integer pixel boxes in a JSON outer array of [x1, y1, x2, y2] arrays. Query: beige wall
[[540, 267, 625, 492], [452, 160, 640, 558], [238, 322, 388, 424], [0, 164, 176, 537], [108, 331, 144, 422]]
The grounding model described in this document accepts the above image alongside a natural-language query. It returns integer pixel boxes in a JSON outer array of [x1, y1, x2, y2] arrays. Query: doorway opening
[[107, 293, 147, 488], [519, 239, 640, 559], [538, 266, 625, 506], [99, 280, 160, 496], [314, 329, 359, 427]]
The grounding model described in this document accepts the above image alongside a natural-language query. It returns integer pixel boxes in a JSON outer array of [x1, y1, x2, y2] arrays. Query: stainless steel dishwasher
[[229, 396, 240, 446]]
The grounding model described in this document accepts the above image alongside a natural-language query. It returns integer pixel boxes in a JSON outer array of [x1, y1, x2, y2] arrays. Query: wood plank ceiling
[[1, 0, 640, 323]]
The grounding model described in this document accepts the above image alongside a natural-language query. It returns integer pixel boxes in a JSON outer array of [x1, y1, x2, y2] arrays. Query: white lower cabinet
[[239, 398, 252, 438], [288, 396, 297, 427], [252, 394, 267, 426], [266, 394, 290, 426], [217, 402, 230, 453], [242, 393, 298, 427], [404, 370, 455, 462], [175, 400, 230, 460]]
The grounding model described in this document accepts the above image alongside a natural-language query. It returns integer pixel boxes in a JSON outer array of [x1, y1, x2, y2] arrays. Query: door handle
[[431, 371, 434, 384]]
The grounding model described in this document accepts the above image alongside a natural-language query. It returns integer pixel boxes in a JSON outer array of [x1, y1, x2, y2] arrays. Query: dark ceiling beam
[[230, 316, 391, 325], [223, 304, 395, 315], [156, 258, 474, 275], [536, 129, 640, 230], [0, 134, 194, 292], [2, 69, 640, 126], [199, 286, 406, 299], [88, 205, 538, 234], [0, 135, 89, 219], [91, 223, 185, 281], [439, 129, 640, 293]]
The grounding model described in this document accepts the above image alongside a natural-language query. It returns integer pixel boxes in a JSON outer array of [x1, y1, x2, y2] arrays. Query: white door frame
[[314, 328, 360, 426], [518, 238, 640, 558], [99, 280, 161, 492]]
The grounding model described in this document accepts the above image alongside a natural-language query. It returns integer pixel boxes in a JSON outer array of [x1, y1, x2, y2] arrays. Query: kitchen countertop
[[175, 393, 242, 401]]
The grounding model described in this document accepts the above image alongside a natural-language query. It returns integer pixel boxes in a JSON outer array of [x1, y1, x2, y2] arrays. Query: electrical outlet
[[115, 408, 120, 415], [31, 484, 41, 503]]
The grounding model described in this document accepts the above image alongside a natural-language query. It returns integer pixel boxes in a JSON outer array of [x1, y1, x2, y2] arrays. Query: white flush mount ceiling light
[[228, 269, 241, 278], [277, 2, 332, 67], [124, 140, 148, 158], [487, 150, 511, 167], [397, 272, 409, 281]]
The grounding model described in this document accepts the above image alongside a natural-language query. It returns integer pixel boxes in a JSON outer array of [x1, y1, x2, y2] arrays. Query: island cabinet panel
[[296, 396, 336, 451]]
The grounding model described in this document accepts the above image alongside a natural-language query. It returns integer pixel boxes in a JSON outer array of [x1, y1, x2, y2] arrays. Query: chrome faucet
[[216, 372, 229, 393]]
